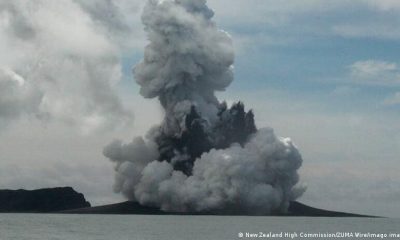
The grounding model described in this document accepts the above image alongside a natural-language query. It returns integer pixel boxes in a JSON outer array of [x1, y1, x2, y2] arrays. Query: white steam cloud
[[104, 0, 304, 215], [0, 0, 135, 132]]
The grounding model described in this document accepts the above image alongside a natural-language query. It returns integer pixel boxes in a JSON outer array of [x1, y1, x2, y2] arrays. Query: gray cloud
[[74, 0, 146, 51], [0, 0, 135, 132], [383, 92, 400, 106], [349, 60, 400, 86]]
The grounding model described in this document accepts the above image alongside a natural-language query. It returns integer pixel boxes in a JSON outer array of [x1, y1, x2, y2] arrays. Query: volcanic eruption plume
[[104, 0, 305, 215]]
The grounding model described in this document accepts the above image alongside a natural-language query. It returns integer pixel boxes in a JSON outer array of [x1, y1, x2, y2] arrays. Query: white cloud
[[332, 1, 400, 40], [207, 0, 347, 49], [332, 24, 400, 40], [331, 86, 359, 96], [208, 0, 351, 27], [383, 92, 400, 106], [351, 60, 397, 77], [346, 60, 400, 108], [0, 67, 42, 122], [0, 0, 141, 132], [74, 0, 146, 52], [349, 60, 400, 86], [366, 0, 400, 11], [206, 0, 400, 49]]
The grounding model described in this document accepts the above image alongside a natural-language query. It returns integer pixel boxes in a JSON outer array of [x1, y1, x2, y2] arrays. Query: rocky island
[[63, 200, 375, 217], [0, 187, 375, 217], [0, 187, 90, 213]]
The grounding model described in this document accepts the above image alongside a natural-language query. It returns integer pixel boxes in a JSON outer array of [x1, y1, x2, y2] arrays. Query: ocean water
[[0, 214, 399, 240]]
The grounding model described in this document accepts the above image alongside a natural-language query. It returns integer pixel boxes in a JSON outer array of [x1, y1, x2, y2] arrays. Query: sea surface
[[0, 214, 399, 240]]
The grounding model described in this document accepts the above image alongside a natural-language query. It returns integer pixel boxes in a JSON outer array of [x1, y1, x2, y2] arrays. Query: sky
[[0, 0, 399, 217]]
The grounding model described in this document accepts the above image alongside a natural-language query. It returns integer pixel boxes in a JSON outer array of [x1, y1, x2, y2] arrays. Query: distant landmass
[[0, 187, 90, 213], [63, 200, 376, 217], [0, 187, 376, 217]]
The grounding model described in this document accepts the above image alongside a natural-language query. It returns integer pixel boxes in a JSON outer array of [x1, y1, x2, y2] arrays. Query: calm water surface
[[0, 214, 399, 240]]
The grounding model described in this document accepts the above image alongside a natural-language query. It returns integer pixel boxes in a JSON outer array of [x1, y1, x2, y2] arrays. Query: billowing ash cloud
[[0, 0, 133, 132], [104, 0, 304, 215]]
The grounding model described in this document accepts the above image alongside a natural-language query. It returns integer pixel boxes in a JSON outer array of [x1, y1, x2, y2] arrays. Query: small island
[[63, 200, 375, 217], [0, 187, 90, 213], [0, 187, 376, 217]]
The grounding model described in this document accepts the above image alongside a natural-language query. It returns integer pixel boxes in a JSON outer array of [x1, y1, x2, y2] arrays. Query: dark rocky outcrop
[[0, 186, 375, 217], [155, 102, 257, 176], [0, 187, 91, 213], [63, 201, 377, 217], [287, 201, 376, 217]]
